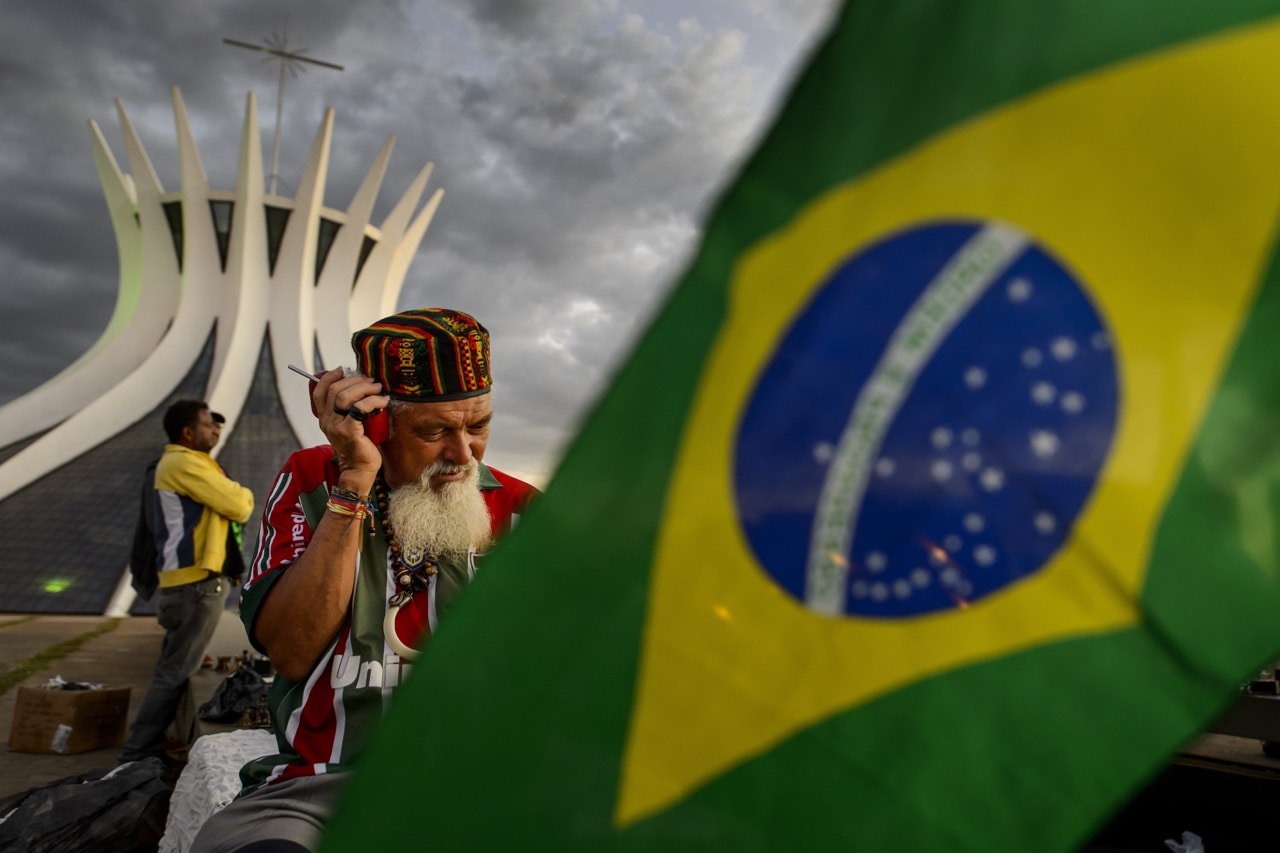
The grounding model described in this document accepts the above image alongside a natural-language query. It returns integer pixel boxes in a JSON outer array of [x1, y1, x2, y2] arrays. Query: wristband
[[326, 499, 368, 519], [329, 486, 368, 503]]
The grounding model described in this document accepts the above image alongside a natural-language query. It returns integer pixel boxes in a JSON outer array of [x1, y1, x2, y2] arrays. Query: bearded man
[[191, 308, 537, 853]]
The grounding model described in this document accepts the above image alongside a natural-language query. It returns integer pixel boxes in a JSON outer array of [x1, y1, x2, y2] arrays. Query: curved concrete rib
[[203, 91, 270, 443], [0, 116, 173, 448], [351, 160, 441, 328], [374, 183, 444, 322], [271, 107, 334, 448], [315, 134, 395, 372]]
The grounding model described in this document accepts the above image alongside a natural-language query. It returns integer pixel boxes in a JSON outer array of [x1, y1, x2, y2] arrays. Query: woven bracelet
[[326, 499, 367, 518]]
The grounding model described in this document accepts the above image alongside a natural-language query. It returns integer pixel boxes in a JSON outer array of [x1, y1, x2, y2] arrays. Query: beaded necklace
[[374, 476, 436, 661]]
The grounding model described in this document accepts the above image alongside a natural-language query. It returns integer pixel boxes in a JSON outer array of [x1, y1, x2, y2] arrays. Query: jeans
[[120, 574, 228, 760]]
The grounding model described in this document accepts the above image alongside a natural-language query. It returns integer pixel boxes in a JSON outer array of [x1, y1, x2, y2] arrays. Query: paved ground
[[4, 613, 1280, 850], [0, 609, 256, 798]]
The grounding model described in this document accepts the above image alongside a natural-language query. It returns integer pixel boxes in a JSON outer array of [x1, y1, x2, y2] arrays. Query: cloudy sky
[[0, 0, 837, 484]]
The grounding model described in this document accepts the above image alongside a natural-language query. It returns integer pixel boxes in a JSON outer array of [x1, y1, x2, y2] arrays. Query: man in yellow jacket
[[120, 400, 254, 764]]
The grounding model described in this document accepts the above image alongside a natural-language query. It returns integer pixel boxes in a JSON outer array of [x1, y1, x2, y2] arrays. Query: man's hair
[[163, 400, 209, 443]]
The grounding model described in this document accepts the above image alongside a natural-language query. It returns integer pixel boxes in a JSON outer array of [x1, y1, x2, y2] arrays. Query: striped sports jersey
[[237, 445, 537, 790]]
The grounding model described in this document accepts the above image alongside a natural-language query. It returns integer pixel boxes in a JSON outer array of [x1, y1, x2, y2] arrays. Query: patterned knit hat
[[351, 308, 492, 401]]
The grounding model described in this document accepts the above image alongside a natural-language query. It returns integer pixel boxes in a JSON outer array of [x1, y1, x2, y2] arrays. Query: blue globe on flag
[[734, 221, 1119, 618]]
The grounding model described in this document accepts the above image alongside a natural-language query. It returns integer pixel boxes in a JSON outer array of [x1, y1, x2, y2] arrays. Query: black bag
[[128, 459, 160, 601], [0, 756, 173, 852], [199, 667, 270, 726], [223, 519, 246, 582]]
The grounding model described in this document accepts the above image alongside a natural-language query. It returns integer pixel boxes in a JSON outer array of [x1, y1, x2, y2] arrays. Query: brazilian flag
[[326, 3, 1280, 850]]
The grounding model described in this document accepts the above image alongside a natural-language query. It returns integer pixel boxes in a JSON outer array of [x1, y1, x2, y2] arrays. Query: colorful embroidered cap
[[351, 308, 492, 401]]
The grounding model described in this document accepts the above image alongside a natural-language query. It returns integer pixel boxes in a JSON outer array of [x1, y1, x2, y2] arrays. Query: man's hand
[[255, 368, 390, 680], [313, 368, 389, 488]]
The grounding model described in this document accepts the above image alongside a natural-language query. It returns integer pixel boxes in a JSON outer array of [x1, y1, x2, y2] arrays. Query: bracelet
[[329, 486, 368, 503], [326, 499, 368, 519]]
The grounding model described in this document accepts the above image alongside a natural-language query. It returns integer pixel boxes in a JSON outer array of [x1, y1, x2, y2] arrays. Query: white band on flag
[[805, 223, 1029, 615]]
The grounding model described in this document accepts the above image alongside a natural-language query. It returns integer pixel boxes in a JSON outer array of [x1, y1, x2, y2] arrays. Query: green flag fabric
[[324, 3, 1280, 850]]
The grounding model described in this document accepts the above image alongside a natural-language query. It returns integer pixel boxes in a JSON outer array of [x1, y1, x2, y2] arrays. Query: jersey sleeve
[[240, 447, 332, 651]]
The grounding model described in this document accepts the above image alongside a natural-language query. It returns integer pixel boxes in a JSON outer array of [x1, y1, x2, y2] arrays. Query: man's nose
[[441, 432, 473, 465]]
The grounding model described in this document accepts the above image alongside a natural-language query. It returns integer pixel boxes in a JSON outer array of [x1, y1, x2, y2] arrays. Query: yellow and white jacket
[[153, 444, 254, 589]]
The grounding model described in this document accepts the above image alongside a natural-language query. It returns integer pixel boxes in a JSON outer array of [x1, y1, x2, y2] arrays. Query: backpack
[[128, 459, 160, 601], [223, 517, 246, 583]]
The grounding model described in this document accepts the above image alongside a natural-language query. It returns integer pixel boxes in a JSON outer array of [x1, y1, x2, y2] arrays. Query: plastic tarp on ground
[[0, 756, 173, 852]]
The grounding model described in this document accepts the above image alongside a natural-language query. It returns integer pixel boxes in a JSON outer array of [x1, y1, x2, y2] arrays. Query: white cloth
[[159, 729, 276, 853]]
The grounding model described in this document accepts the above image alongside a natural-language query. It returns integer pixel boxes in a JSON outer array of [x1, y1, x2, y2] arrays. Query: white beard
[[387, 459, 492, 557]]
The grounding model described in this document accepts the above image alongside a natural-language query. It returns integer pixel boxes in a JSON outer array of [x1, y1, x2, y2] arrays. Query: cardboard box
[[8, 686, 131, 755]]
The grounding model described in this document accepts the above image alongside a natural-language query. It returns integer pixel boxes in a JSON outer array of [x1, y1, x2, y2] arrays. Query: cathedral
[[0, 88, 442, 615]]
